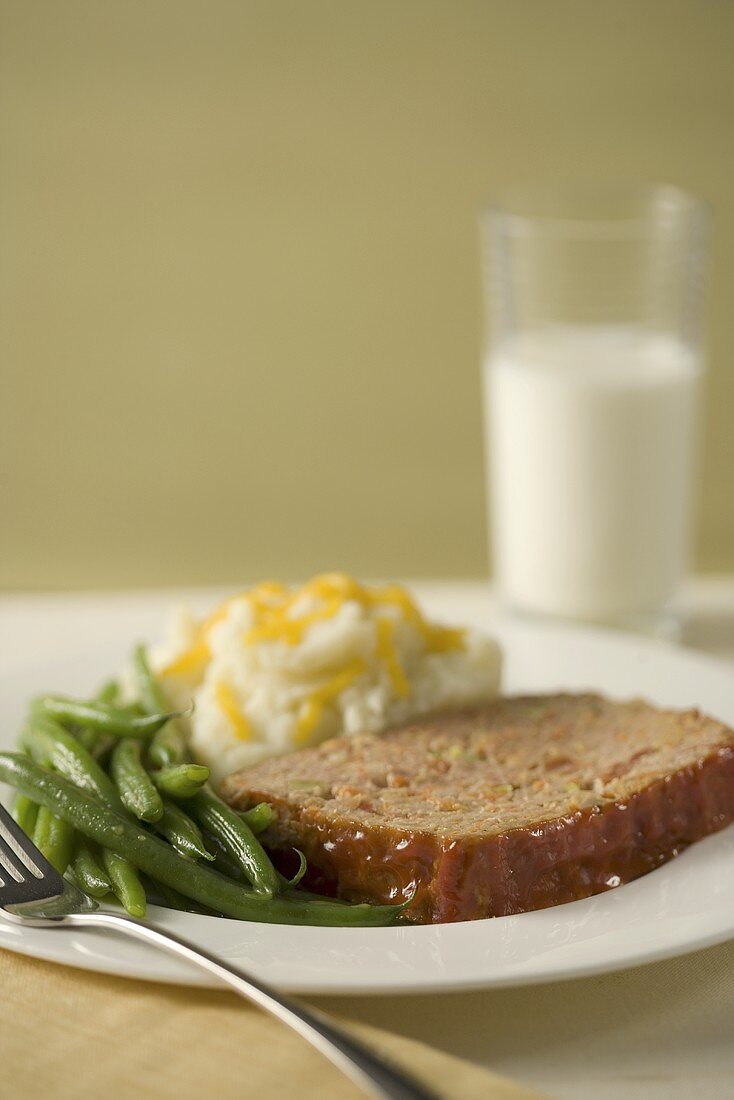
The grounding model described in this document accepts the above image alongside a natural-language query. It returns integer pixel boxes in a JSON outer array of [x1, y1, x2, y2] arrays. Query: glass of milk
[[481, 184, 708, 635]]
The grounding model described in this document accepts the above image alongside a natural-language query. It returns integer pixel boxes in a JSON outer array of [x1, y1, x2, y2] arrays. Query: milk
[[484, 326, 700, 624]]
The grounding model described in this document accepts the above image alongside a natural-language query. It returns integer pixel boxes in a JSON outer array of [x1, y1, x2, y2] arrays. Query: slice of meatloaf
[[221, 694, 734, 923]]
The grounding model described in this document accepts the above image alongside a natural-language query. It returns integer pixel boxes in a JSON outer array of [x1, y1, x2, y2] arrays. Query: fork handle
[[64, 910, 436, 1100]]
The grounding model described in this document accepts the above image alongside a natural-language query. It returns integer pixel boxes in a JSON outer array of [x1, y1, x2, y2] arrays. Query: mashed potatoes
[[151, 574, 502, 784]]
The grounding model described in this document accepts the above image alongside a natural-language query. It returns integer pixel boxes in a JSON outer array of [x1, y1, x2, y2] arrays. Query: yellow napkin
[[0, 950, 545, 1099]]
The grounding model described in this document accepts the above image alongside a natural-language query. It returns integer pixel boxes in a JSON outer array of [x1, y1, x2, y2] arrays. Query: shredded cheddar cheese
[[244, 595, 343, 646], [161, 592, 248, 680], [161, 638, 210, 679], [295, 659, 367, 743], [375, 616, 410, 697], [215, 680, 252, 741], [163, 574, 465, 690]]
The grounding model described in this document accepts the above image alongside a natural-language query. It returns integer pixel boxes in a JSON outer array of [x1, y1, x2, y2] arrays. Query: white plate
[[1, 588, 733, 995]]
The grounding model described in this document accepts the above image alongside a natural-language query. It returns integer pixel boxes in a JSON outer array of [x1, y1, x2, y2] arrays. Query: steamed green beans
[[152, 763, 209, 799], [22, 715, 146, 917], [77, 681, 122, 757], [22, 715, 122, 808], [150, 879, 196, 913], [32, 805, 74, 874], [148, 722, 189, 769], [12, 794, 39, 836], [154, 799, 213, 862], [11, 646, 404, 926], [205, 836, 247, 882], [72, 838, 112, 898], [35, 696, 176, 738], [0, 753, 403, 927], [77, 728, 116, 761], [102, 850, 147, 918], [94, 680, 121, 705], [133, 645, 189, 767], [286, 849, 307, 889], [148, 879, 217, 916], [111, 739, 164, 823], [192, 784, 280, 898], [132, 645, 166, 713], [240, 802, 277, 835], [205, 837, 302, 892]]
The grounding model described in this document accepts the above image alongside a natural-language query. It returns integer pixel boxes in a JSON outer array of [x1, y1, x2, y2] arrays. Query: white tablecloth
[[2, 577, 733, 1099]]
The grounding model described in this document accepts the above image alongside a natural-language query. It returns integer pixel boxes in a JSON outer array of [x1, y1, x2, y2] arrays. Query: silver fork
[[0, 801, 436, 1100]]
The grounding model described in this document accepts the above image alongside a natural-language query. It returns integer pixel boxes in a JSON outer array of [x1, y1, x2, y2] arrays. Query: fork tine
[[0, 817, 44, 879], [0, 802, 66, 907], [0, 844, 25, 883]]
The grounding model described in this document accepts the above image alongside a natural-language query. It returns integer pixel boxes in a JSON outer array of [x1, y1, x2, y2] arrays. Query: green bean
[[207, 833, 303, 892], [213, 852, 243, 882], [240, 802, 277, 835], [75, 681, 122, 757], [32, 805, 74, 874], [151, 728, 188, 768], [204, 833, 247, 882], [148, 878, 190, 912], [147, 878, 218, 916], [102, 849, 147, 918], [205, 827, 295, 890], [12, 794, 38, 836], [71, 838, 112, 898], [76, 728, 94, 750], [22, 716, 146, 912], [95, 679, 121, 705], [192, 784, 279, 898], [21, 715, 122, 809], [152, 763, 209, 799], [111, 739, 164, 823], [35, 696, 177, 738], [78, 729, 116, 762], [132, 644, 167, 712], [286, 849, 307, 889], [148, 722, 189, 768], [153, 799, 213, 862], [132, 645, 190, 767], [0, 754, 403, 926]]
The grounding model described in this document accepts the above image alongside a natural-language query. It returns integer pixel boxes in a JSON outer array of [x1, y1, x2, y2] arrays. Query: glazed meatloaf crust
[[221, 694, 734, 923]]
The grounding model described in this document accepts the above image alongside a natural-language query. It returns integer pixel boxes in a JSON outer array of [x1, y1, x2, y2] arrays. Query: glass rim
[[482, 182, 709, 238]]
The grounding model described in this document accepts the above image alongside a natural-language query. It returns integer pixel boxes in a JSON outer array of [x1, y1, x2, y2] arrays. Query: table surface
[[2, 576, 734, 1100]]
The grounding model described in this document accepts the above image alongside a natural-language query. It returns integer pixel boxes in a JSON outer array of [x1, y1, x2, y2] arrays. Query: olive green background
[[2, 0, 733, 591]]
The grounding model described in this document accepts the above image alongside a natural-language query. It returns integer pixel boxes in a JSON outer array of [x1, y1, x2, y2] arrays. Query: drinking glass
[[480, 183, 708, 635]]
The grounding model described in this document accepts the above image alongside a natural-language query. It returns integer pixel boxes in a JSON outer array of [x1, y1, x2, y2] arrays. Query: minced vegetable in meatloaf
[[221, 694, 734, 922]]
